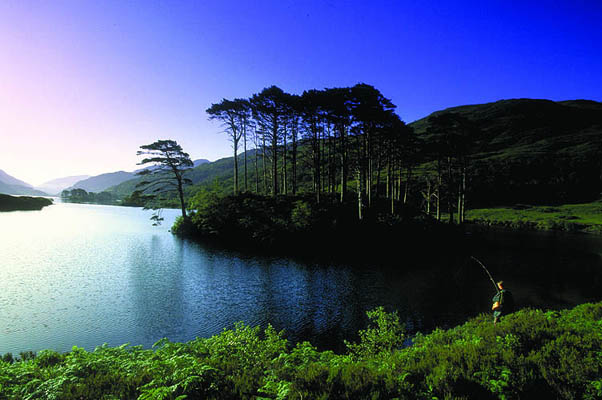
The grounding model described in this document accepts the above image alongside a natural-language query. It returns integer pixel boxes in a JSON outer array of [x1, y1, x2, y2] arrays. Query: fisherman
[[491, 280, 514, 324]]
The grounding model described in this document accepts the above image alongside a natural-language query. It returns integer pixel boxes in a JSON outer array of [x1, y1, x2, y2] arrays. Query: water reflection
[[1, 203, 602, 355], [127, 235, 186, 344]]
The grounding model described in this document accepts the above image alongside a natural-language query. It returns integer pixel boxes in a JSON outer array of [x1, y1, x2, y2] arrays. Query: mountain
[[133, 158, 210, 173], [36, 175, 90, 195], [67, 171, 136, 193], [108, 99, 602, 207], [108, 158, 229, 199], [192, 159, 210, 168], [410, 98, 602, 205], [0, 181, 48, 196], [72, 159, 211, 194], [0, 169, 33, 188], [0, 170, 48, 196]]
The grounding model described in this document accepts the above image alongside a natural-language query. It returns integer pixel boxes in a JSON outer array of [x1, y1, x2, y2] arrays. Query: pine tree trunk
[[262, 135, 267, 195], [386, 149, 391, 199], [283, 124, 288, 195], [357, 168, 363, 220], [233, 139, 239, 194], [403, 166, 412, 204], [340, 126, 347, 203], [243, 125, 248, 192], [177, 176, 187, 220], [447, 156, 454, 224], [292, 123, 297, 195], [390, 159, 395, 215], [272, 117, 278, 197], [314, 121, 321, 203], [375, 148, 382, 199], [366, 132, 372, 208], [425, 179, 432, 215], [436, 160, 442, 221], [255, 144, 259, 193]]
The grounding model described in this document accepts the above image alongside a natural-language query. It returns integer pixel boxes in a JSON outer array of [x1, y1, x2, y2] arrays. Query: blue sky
[[1, 0, 601, 184]]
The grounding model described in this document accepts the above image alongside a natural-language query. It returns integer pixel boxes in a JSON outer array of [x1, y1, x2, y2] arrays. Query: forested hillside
[[108, 94, 602, 217], [412, 99, 602, 207]]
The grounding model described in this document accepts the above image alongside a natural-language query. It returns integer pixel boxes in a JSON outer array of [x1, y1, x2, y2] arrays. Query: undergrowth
[[1, 303, 601, 399]]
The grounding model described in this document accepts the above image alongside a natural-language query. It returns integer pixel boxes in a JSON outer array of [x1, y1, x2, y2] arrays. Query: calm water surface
[[1, 201, 601, 354]]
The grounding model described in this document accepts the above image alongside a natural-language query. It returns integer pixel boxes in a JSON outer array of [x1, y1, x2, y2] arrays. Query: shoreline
[[0, 194, 53, 212], [465, 201, 602, 235]]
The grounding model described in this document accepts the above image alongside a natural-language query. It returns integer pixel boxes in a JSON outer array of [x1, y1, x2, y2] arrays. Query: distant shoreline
[[466, 201, 602, 234], [0, 194, 53, 212]]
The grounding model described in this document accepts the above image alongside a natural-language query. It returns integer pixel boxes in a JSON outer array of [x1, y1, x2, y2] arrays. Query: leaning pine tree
[[135, 139, 193, 224]]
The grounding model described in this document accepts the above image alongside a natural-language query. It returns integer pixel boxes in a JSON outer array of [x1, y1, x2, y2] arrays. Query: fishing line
[[470, 255, 499, 294]]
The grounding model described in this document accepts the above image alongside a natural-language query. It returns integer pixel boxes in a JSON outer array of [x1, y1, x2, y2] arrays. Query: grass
[[466, 200, 602, 234]]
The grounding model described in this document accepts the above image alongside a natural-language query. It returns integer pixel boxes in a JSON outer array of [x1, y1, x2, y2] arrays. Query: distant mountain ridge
[[0, 169, 32, 188], [0, 159, 211, 197], [67, 159, 210, 194], [67, 171, 136, 193], [134, 158, 209, 173], [0, 169, 48, 196], [36, 175, 91, 195]]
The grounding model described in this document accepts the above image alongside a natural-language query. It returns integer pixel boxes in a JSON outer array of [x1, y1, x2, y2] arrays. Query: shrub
[[345, 307, 406, 360], [1, 303, 601, 399]]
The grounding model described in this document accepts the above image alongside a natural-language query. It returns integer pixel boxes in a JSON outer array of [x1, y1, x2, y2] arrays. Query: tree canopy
[[136, 139, 194, 222]]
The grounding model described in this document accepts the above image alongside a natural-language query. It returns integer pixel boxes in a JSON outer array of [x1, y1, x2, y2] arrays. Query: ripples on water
[[0, 202, 401, 353], [1, 201, 601, 355]]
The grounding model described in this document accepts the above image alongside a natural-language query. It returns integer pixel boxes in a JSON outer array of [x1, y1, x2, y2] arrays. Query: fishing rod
[[470, 256, 499, 294]]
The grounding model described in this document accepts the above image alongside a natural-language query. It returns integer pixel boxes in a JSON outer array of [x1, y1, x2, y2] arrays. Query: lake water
[[1, 201, 601, 355]]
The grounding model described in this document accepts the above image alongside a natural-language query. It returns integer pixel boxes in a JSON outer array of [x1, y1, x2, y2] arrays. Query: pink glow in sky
[[0, 2, 230, 185], [1, 1, 601, 186]]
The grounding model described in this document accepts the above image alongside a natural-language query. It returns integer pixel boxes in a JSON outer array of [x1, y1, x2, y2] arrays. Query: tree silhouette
[[206, 98, 251, 194], [426, 113, 476, 223], [251, 86, 287, 196], [136, 139, 193, 222]]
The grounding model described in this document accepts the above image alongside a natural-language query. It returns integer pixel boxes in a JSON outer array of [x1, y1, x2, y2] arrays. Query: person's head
[[497, 280, 504, 290]]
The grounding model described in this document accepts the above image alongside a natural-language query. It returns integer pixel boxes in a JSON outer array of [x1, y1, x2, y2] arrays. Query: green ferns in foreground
[[1, 304, 602, 399]]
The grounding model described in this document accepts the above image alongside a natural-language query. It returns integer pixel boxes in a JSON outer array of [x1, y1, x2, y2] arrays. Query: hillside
[[0, 169, 32, 188], [411, 98, 602, 153], [0, 181, 48, 196], [36, 175, 90, 195], [108, 157, 237, 199], [107, 99, 602, 207], [67, 171, 136, 193], [0, 170, 48, 196], [410, 98, 602, 206]]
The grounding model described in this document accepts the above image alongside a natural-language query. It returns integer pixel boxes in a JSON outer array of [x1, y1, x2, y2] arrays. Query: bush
[[1, 303, 601, 399], [177, 192, 448, 258], [345, 307, 406, 360]]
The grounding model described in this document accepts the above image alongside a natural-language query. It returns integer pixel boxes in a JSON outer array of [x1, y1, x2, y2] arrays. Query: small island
[[0, 193, 53, 212]]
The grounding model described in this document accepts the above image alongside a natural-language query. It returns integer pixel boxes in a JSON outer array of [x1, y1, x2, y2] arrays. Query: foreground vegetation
[[1, 302, 601, 399], [0, 194, 52, 211], [467, 201, 602, 234]]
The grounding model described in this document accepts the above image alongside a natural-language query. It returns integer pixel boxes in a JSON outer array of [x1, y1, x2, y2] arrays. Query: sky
[[1, 0, 601, 186]]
